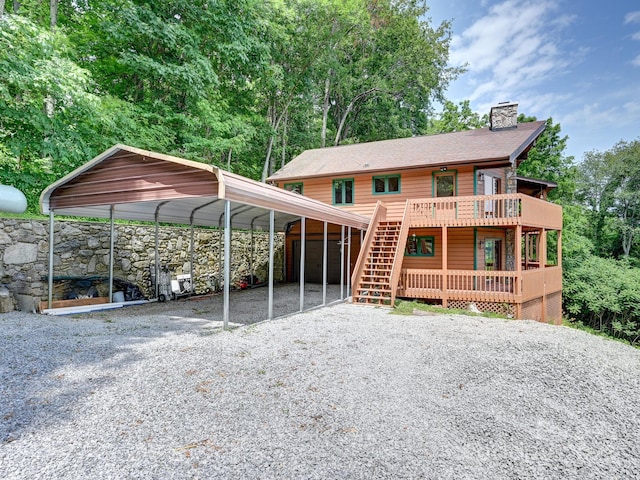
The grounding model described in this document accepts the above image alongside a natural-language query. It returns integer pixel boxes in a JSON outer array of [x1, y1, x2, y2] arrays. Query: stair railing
[[351, 200, 386, 298], [388, 199, 411, 305]]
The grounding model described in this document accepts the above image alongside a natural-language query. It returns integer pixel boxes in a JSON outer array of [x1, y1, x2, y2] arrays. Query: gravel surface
[[1, 285, 639, 479]]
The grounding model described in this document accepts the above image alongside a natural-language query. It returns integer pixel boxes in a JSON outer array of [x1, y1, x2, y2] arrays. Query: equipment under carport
[[149, 265, 192, 302]]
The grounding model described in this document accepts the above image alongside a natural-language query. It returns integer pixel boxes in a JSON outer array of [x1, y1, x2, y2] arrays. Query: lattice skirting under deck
[[447, 300, 515, 317]]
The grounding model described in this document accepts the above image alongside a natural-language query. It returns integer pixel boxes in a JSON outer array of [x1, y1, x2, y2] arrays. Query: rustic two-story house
[[268, 103, 563, 323]]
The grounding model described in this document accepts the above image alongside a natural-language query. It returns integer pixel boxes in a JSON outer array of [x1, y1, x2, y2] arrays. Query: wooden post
[[515, 224, 522, 319], [540, 228, 547, 323], [557, 230, 562, 269], [442, 226, 448, 308]]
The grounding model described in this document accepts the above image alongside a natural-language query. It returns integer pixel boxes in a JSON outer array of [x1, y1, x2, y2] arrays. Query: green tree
[[606, 141, 640, 257], [0, 14, 104, 209], [428, 100, 486, 133], [327, 0, 461, 146], [576, 141, 640, 258], [517, 115, 576, 202]]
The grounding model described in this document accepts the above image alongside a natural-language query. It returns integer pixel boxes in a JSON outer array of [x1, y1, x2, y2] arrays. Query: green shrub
[[563, 255, 640, 345]]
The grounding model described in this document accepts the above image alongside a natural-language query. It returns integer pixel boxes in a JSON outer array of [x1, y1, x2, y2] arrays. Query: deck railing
[[407, 194, 562, 230], [398, 266, 562, 304]]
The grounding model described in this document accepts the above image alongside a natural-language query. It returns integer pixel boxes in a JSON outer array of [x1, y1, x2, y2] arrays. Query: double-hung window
[[373, 175, 400, 194], [333, 178, 354, 205]]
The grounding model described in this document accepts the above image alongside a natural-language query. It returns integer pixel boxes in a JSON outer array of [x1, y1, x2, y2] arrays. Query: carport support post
[[189, 221, 195, 294], [154, 212, 160, 299], [48, 210, 54, 309], [299, 216, 306, 312], [322, 221, 328, 306], [223, 200, 231, 329], [108, 205, 115, 302], [250, 228, 254, 286], [268, 209, 275, 320], [347, 227, 352, 298], [340, 225, 345, 300]]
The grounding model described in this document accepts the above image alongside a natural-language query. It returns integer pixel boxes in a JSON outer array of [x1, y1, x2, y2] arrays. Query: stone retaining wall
[[0, 217, 284, 311]]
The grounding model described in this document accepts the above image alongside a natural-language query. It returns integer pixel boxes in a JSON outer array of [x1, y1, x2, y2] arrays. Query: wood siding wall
[[401, 227, 476, 271], [277, 165, 477, 219], [285, 219, 362, 283]]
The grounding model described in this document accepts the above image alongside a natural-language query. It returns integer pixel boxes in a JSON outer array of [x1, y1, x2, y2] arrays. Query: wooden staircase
[[353, 220, 403, 305]]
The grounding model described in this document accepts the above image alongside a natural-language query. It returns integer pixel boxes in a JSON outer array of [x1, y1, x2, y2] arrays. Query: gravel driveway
[[1, 286, 639, 479]]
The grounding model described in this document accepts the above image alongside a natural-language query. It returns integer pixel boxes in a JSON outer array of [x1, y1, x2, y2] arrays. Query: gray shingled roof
[[268, 120, 546, 181]]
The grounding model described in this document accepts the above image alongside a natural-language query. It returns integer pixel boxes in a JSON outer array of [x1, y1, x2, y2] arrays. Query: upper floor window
[[333, 178, 354, 205], [284, 182, 303, 194], [434, 172, 456, 197], [373, 175, 400, 194]]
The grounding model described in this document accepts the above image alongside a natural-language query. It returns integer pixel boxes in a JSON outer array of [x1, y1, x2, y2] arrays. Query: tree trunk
[[281, 111, 288, 169], [261, 134, 276, 183], [321, 76, 331, 148], [0, 1, 5, 17], [261, 98, 293, 182], [50, 0, 58, 29], [226, 148, 232, 171], [621, 226, 635, 257], [333, 88, 380, 146]]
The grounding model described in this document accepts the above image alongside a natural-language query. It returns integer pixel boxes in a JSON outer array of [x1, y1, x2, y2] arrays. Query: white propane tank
[[0, 185, 28, 213]]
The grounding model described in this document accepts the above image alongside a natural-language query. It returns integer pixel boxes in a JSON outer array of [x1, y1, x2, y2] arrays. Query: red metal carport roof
[[40, 144, 370, 231]]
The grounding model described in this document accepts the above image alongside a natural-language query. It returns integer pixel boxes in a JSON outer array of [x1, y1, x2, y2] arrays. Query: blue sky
[[427, 0, 640, 161]]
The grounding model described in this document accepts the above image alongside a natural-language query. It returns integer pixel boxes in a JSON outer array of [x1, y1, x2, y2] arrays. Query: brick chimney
[[490, 102, 518, 131]]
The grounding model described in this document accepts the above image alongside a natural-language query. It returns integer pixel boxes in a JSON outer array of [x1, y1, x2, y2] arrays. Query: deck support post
[[557, 230, 562, 269], [299, 216, 306, 312], [515, 224, 522, 319], [540, 228, 547, 323], [322, 221, 328, 306], [442, 226, 448, 308]]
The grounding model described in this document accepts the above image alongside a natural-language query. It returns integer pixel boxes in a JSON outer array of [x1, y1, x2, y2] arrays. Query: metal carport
[[40, 144, 370, 326]]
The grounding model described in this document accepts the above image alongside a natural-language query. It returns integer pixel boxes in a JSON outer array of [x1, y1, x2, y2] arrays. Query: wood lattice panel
[[447, 300, 515, 317]]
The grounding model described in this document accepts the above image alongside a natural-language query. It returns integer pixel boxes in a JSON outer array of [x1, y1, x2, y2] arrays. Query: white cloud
[[448, 0, 573, 103], [626, 11, 640, 66], [624, 11, 640, 24]]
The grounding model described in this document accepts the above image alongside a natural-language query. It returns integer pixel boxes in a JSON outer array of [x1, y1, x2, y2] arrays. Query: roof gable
[[268, 121, 545, 181]]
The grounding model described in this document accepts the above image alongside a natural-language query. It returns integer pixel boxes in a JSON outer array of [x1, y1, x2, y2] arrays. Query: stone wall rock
[[0, 217, 284, 310]]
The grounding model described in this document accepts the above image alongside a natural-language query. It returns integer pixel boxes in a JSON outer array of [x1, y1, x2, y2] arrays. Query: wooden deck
[[403, 194, 562, 230], [397, 266, 562, 305]]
